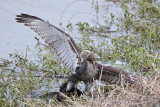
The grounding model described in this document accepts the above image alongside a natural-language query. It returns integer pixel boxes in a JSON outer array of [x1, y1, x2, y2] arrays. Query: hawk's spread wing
[[16, 14, 80, 71]]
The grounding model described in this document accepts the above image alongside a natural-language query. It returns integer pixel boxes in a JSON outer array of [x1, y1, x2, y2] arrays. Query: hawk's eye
[[86, 57, 92, 61]]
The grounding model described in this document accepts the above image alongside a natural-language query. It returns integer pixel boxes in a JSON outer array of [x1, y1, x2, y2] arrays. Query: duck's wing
[[16, 14, 80, 71]]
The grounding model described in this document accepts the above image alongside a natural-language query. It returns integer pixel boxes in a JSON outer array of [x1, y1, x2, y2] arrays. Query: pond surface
[[0, 0, 123, 59]]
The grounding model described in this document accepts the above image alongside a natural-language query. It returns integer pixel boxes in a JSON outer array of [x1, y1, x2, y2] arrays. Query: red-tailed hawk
[[16, 14, 140, 95], [16, 14, 98, 93]]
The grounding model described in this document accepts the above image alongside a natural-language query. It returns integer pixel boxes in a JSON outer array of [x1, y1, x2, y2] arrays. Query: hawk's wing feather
[[16, 14, 80, 71]]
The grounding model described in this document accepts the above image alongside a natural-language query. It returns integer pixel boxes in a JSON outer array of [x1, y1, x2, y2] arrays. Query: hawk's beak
[[77, 57, 81, 66]]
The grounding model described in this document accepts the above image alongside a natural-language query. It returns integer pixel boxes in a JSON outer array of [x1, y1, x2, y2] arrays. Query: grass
[[0, 0, 160, 106]]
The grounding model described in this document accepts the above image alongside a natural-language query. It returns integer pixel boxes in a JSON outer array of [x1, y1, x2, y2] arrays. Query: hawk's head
[[80, 50, 96, 63]]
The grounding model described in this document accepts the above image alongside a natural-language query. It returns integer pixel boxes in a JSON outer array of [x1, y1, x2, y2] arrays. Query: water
[[0, 0, 123, 59]]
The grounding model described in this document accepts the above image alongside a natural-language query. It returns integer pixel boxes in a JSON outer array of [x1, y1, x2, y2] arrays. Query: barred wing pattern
[[16, 14, 80, 71]]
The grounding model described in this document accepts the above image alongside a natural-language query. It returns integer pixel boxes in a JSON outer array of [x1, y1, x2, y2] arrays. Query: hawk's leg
[[66, 73, 79, 92], [84, 80, 93, 95]]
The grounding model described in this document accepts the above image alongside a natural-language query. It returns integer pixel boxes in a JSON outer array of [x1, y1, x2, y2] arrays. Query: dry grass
[[17, 71, 160, 107], [80, 72, 160, 107]]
